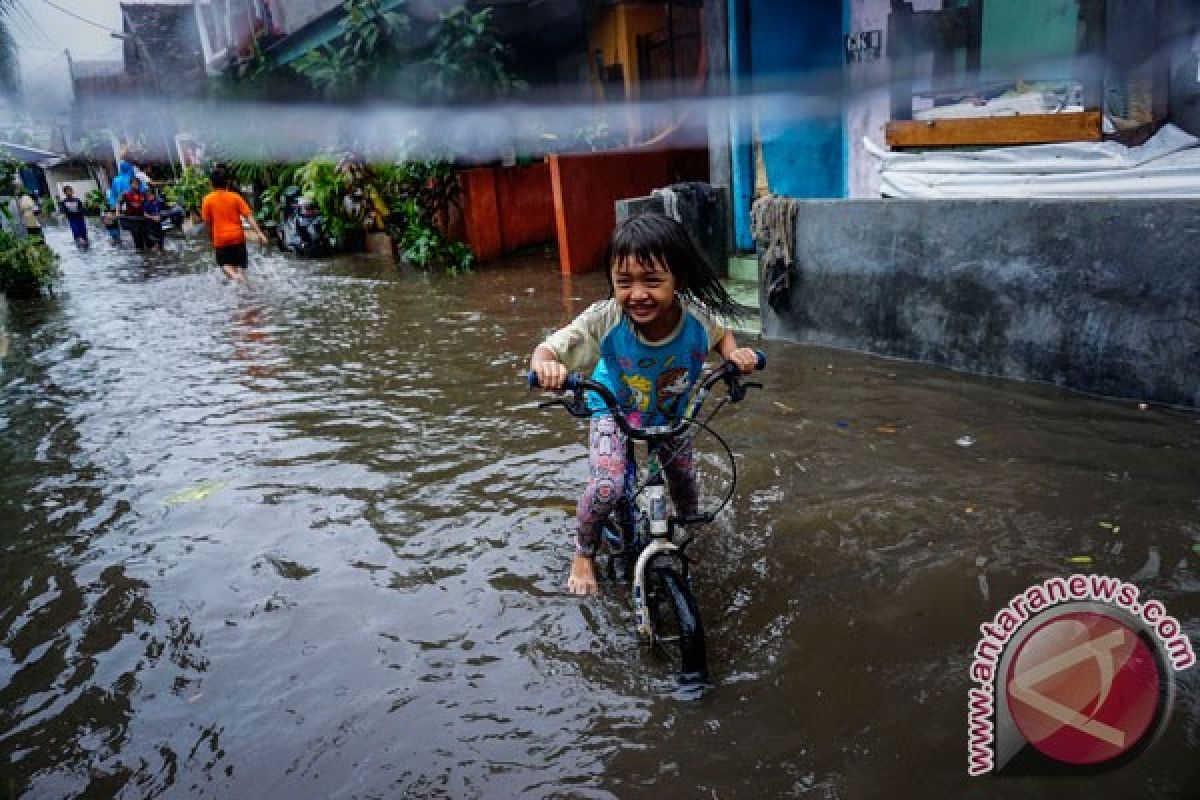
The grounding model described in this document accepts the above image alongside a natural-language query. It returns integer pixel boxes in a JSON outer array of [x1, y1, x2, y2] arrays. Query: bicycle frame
[[530, 351, 765, 649]]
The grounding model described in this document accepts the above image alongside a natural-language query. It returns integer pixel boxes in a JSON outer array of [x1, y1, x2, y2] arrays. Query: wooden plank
[[885, 111, 1103, 147]]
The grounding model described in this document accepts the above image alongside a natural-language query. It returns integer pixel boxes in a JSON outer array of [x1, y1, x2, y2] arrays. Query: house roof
[[0, 142, 66, 167]]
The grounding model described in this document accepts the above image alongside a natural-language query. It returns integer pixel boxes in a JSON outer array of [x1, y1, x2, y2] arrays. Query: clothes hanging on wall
[[751, 194, 799, 310]]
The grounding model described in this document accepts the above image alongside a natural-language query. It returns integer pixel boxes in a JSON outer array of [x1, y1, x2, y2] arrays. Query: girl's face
[[611, 255, 679, 338]]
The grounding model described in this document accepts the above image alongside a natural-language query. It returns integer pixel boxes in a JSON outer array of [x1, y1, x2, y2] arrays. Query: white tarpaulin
[[868, 123, 1200, 198]]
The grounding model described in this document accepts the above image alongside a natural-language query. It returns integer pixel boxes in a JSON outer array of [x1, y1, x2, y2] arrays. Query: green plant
[[84, 188, 105, 213], [256, 186, 280, 225], [296, 156, 349, 240], [165, 167, 211, 215], [0, 229, 59, 297], [371, 158, 471, 272], [421, 7, 525, 104], [0, 150, 20, 193], [386, 195, 473, 274], [293, 0, 409, 102]]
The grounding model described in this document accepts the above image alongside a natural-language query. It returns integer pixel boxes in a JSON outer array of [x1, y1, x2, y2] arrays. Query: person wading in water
[[200, 167, 267, 281]]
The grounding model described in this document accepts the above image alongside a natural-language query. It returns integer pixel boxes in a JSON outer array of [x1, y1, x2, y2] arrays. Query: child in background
[[142, 187, 165, 251], [59, 186, 88, 245], [528, 213, 759, 595]]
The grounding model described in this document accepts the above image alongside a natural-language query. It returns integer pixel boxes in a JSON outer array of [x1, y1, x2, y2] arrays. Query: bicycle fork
[[632, 479, 678, 642]]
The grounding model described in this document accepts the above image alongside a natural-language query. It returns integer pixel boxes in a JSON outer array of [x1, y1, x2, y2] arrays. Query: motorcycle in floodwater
[[156, 203, 186, 233], [276, 187, 332, 256]]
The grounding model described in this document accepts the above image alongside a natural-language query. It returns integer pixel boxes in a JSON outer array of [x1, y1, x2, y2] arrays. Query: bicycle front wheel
[[644, 559, 708, 684]]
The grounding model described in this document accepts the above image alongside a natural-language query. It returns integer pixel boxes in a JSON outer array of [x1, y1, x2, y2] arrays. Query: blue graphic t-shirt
[[542, 298, 727, 427]]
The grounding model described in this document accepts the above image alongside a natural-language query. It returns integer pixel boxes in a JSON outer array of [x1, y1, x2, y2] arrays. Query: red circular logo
[[1005, 611, 1161, 765]]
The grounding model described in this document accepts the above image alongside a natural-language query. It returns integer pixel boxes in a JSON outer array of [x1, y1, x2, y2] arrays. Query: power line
[[37, 0, 118, 34], [11, 3, 58, 50]]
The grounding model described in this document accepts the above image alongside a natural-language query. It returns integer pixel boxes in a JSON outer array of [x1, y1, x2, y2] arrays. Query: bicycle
[[528, 351, 765, 684]]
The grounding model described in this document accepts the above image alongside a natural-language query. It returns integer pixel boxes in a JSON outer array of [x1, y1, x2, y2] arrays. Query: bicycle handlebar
[[528, 350, 766, 440]]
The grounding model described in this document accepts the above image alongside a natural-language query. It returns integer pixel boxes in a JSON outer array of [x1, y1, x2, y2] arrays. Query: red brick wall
[[549, 148, 708, 275]]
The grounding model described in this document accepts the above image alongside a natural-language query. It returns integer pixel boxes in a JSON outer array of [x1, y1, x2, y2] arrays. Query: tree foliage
[[290, 0, 521, 106], [293, 0, 409, 103], [0, 1, 17, 96], [420, 8, 525, 104]]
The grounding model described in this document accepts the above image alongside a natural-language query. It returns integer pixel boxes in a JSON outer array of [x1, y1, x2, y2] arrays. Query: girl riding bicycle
[[529, 213, 759, 596]]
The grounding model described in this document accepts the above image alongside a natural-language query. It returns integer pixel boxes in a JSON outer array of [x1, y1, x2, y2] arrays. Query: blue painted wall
[[730, 0, 846, 250]]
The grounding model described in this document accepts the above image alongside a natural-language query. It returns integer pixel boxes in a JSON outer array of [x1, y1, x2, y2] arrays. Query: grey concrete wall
[[762, 199, 1200, 407], [616, 184, 730, 276]]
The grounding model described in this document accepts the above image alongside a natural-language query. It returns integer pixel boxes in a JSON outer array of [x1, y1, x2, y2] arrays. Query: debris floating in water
[[874, 423, 899, 434], [1066, 555, 1093, 565], [163, 480, 225, 507], [773, 401, 795, 413], [1138, 402, 1149, 411], [956, 435, 976, 448]]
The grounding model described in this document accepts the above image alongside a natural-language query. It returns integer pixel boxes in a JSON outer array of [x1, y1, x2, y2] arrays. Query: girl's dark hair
[[209, 167, 229, 189], [607, 212, 743, 320]]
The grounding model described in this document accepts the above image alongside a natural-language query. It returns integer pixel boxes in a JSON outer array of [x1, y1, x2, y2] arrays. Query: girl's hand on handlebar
[[530, 358, 568, 391], [728, 347, 761, 375]]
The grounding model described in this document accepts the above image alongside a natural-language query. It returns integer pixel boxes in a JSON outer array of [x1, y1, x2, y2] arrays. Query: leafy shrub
[[84, 188, 106, 213], [375, 162, 473, 273], [0, 230, 59, 297], [164, 167, 212, 215], [296, 157, 349, 242]]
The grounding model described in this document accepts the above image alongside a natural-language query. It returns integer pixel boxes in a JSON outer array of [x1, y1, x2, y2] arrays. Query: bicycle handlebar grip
[[754, 350, 767, 371], [527, 371, 581, 391]]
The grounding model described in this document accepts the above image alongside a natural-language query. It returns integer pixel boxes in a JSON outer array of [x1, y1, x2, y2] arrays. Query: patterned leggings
[[575, 415, 698, 556]]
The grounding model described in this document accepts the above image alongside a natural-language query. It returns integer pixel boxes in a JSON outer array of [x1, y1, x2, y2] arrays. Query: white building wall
[[845, 0, 942, 197]]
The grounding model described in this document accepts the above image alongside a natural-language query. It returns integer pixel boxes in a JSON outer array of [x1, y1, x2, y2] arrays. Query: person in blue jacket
[[106, 160, 138, 244]]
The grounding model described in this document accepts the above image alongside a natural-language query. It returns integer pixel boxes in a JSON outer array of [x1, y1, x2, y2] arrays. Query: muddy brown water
[[1, 227, 1198, 798]]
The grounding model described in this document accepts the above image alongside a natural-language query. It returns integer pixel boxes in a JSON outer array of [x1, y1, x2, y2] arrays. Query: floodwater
[[2, 226, 1198, 799]]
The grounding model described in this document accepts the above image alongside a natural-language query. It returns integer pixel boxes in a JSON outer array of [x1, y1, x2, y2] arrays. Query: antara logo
[[966, 575, 1194, 776]]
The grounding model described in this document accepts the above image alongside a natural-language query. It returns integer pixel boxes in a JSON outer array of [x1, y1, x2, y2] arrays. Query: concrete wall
[[615, 184, 729, 277], [762, 199, 1200, 408]]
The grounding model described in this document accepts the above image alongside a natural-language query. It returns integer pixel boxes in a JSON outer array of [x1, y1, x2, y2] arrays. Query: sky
[[9, 0, 133, 111]]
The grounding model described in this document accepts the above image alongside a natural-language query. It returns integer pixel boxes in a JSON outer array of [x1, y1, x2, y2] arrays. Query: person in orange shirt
[[200, 167, 267, 281]]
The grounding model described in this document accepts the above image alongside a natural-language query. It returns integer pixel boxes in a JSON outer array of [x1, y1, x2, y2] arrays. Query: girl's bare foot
[[567, 554, 598, 595]]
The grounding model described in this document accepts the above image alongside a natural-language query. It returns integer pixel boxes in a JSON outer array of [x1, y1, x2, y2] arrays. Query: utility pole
[[117, 9, 180, 180]]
